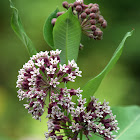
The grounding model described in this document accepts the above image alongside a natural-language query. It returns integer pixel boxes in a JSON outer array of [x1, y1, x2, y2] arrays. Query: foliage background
[[0, 0, 139, 139]]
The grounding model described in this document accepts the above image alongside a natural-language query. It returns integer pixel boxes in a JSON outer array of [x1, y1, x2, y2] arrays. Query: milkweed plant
[[9, 0, 135, 140]]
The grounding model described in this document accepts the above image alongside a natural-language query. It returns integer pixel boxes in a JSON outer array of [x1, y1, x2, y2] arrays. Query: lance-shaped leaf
[[82, 30, 133, 102], [43, 8, 59, 48], [53, 8, 81, 64], [9, 0, 37, 56]]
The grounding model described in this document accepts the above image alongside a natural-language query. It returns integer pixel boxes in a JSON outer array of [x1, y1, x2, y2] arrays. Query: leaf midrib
[[116, 114, 140, 139], [65, 16, 69, 64]]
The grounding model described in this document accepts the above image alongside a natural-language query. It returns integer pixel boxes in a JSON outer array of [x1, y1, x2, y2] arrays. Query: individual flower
[[45, 90, 119, 140], [52, 0, 107, 40], [16, 49, 82, 120]]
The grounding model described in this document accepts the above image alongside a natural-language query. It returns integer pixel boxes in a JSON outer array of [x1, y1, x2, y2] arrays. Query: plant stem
[[80, 131, 83, 140]]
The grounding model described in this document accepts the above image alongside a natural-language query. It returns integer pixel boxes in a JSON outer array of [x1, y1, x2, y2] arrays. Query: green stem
[[80, 131, 83, 140]]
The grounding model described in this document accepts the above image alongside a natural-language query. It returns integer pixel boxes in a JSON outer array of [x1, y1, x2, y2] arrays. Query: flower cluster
[[16, 50, 82, 120], [45, 89, 119, 140], [51, 0, 107, 40]]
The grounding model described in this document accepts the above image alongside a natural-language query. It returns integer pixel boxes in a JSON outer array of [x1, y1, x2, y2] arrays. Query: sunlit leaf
[[53, 8, 81, 64], [9, 0, 37, 56], [43, 8, 59, 48], [112, 106, 140, 140]]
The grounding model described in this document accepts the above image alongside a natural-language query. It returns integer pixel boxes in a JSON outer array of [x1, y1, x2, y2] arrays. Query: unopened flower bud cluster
[[51, 0, 107, 40]]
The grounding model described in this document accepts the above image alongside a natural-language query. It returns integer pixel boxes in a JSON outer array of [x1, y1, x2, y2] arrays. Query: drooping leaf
[[82, 106, 140, 140], [81, 30, 134, 102], [43, 8, 59, 48], [9, 0, 37, 56], [53, 8, 81, 64]]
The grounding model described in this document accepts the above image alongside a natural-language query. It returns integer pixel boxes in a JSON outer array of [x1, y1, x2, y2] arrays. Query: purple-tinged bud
[[62, 1, 69, 9], [95, 13, 100, 19], [85, 8, 91, 15], [88, 3, 94, 8], [90, 25, 96, 31], [62, 77, 69, 83], [76, 5, 82, 12], [51, 18, 57, 26], [69, 3, 74, 8], [57, 11, 65, 17], [93, 30, 98, 36], [98, 31, 103, 37], [73, 1, 81, 7], [102, 21, 107, 28], [90, 19, 96, 25], [91, 6, 99, 13], [89, 13, 96, 19], [93, 3, 99, 7], [98, 17, 104, 23], [81, 12, 87, 19]]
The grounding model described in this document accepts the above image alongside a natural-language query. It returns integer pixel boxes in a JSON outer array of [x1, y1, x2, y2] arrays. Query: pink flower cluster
[[45, 89, 119, 140], [16, 50, 82, 120], [16, 50, 119, 140]]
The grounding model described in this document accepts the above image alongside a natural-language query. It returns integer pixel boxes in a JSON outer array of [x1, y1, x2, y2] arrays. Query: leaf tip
[[127, 29, 134, 37]]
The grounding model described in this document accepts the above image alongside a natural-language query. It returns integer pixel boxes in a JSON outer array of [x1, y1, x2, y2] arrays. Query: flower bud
[[76, 5, 82, 12], [81, 12, 87, 19], [57, 12, 65, 17], [91, 6, 99, 13], [90, 25, 96, 31], [51, 18, 57, 26], [102, 21, 107, 28], [95, 13, 100, 19], [93, 30, 98, 36], [89, 13, 96, 19], [74, 1, 81, 7], [93, 3, 99, 7], [97, 31, 103, 37], [62, 1, 69, 9], [98, 16, 104, 23], [85, 8, 91, 15], [88, 3, 94, 8], [90, 19, 96, 25], [69, 3, 74, 8]]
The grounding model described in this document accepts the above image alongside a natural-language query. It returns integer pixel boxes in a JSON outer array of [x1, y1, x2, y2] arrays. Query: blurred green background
[[0, 0, 139, 139]]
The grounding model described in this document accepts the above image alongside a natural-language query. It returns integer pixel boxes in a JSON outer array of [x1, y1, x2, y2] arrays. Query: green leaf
[[82, 106, 140, 140], [9, 0, 37, 56], [82, 30, 134, 102], [53, 8, 81, 64], [112, 106, 140, 140], [43, 8, 59, 48]]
